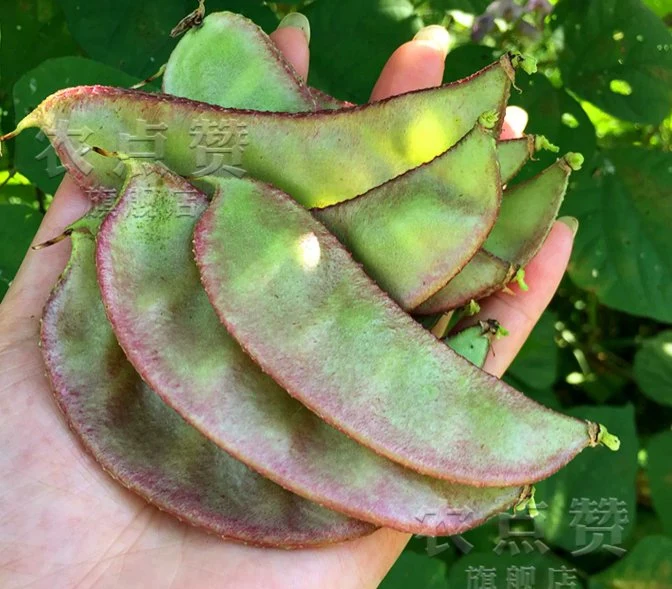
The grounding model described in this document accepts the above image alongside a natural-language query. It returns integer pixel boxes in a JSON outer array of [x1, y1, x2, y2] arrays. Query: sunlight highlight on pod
[[296, 232, 321, 270], [662, 342, 672, 357], [405, 114, 450, 166]]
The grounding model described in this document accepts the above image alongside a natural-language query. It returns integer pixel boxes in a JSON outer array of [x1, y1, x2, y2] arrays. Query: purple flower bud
[[472, 14, 496, 42], [525, 0, 553, 16]]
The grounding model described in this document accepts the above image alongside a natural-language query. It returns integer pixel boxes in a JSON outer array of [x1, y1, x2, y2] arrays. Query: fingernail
[[413, 25, 452, 60], [557, 216, 579, 237], [504, 106, 529, 136], [277, 13, 311, 45]]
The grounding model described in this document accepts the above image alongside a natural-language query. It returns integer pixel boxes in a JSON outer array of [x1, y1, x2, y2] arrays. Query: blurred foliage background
[[1, 0, 671, 586]]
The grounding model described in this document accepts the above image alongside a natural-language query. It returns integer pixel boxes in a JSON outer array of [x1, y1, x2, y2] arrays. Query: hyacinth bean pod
[[163, 12, 317, 112], [95, 161, 532, 534], [415, 155, 580, 315], [3, 57, 514, 208], [41, 225, 371, 548], [194, 174, 605, 487]]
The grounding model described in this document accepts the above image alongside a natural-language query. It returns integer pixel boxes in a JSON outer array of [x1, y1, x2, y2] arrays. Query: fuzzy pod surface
[[41, 225, 371, 548], [94, 161, 531, 534], [194, 174, 601, 487]]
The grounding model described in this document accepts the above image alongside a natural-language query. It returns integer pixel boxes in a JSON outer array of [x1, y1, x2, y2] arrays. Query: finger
[[1, 175, 91, 331], [500, 106, 529, 140], [370, 25, 451, 101], [270, 13, 311, 81], [459, 218, 578, 378]]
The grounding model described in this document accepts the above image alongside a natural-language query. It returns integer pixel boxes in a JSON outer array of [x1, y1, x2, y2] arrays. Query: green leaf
[[634, 331, 672, 406], [648, 430, 672, 536], [305, 0, 423, 103], [0, 172, 37, 206], [379, 551, 449, 588], [0, 203, 42, 300], [55, 0, 276, 78], [13, 57, 143, 194], [643, 0, 672, 18], [556, 0, 672, 124], [448, 551, 579, 589], [507, 311, 559, 389], [427, 0, 491, 14], [0, 0, 78, 148], [564, 148, 672, 324], [589, 535, 672, 588], [534, 405, 638, 555], [443, 44, 501, 82]]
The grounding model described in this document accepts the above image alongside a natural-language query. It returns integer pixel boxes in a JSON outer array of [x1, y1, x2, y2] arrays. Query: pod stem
[[171, 0, 206, 37], [32, 229, 73, 250], [92, 146, 128, 160], [514, 485, 539, 517], [131, 64, 167, 89], [0, 112, 40, 155]]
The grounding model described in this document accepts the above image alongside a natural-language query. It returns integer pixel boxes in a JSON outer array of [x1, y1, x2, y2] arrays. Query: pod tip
[[565, 152, 585, 171], [598, 424, 621, 451], [515, 268, 529, 291], [511, 53, 538, 75], [535, 135, 560, 153], [478, 110, 500, 130], [588, 422, 621, 451], [466, 299, 481, 316]]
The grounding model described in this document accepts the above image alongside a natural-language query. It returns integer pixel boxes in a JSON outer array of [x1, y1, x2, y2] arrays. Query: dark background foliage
[[1, 0, 670, 586]]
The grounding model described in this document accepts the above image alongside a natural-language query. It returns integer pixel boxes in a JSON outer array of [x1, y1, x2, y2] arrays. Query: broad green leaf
[[507, 311, 559, 389], [448, 551, 578, 589], [443, 44, 500, 82], [556, 0, 672, 124], [648, 430, 672, 536], [55, 0, 276, 78], [564, 149, 672, 324], [535, 405, 638, 556], [305, 0, 423, 103], [13, 57, 142, 194], [379, 551, 449, 589], [427, 0, 491, 14], [643, 0, 672, 17], [0, 172, 37, 206], [0, 203, 42, 300], [589, 535, 672, 588], [0, 0, 78, 152], [634, 331, 672, 406]]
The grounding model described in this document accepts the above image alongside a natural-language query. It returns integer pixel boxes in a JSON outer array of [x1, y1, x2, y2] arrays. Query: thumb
[[0, 175, 90, 337]]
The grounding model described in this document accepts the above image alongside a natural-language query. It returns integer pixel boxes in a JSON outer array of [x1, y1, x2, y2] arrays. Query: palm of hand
[[0, 25, 573, 589]]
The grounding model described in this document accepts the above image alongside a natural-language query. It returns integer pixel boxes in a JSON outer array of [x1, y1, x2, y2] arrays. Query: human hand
[[0, 17, 576, 589]]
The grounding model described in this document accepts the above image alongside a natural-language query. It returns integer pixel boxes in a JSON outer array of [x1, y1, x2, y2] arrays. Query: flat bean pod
[[41, 225, 369, 548], [194, 174, 605, 487]]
